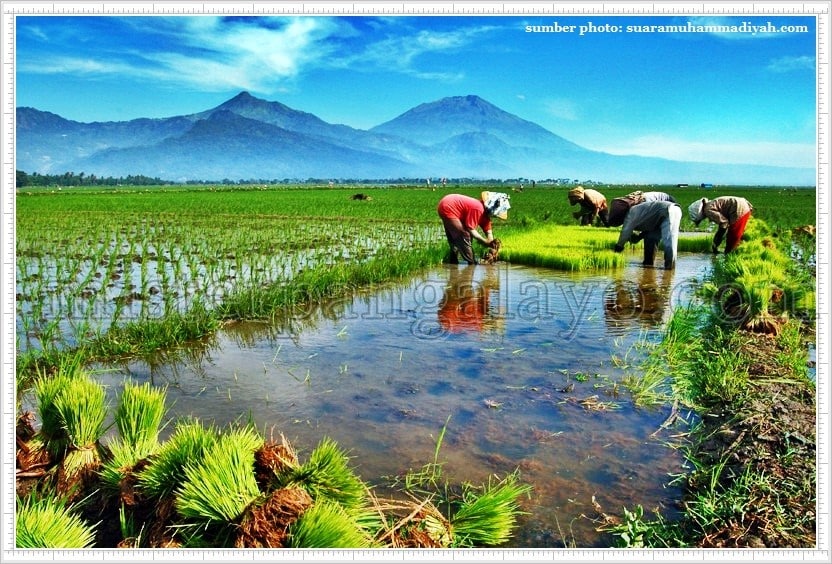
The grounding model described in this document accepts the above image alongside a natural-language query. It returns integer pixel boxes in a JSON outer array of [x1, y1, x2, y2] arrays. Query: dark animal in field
[[351, 193, 372, 201]]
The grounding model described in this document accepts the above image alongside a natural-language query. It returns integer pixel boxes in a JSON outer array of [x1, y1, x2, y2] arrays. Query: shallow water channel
[[94, 254, 714, 548]]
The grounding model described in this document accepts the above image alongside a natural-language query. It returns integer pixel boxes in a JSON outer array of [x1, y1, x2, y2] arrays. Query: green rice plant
[[52, 375, 109, 492], [137, 419, 218, 500], [99, 439, 149, 497], [118, 502, 146, 548], [16, 493, 97, 548], [115, 380, 167, 451], [499, 225, 624, 271], [278, 437, 368, 514], [448, 471, 533, 547], [174, 426, 264, 524], [286, 499, 374, 548], [30, 366, 80, 460]]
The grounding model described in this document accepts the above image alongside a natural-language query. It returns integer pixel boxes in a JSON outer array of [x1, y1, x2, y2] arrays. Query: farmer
[[687, 196, 753, 254], [567, 186, 609, 227], [613, 200, 682, 270], [607, 191, 677, 227], [437, 191, 510, 265]]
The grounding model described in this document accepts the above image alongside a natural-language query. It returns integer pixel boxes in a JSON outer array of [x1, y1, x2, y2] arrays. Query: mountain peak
[[370, 94, 578, 151]]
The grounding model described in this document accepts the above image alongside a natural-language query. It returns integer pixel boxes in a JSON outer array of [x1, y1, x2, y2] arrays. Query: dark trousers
[[441, 217, 477, 264]]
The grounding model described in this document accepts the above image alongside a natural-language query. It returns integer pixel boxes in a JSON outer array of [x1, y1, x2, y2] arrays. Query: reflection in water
[[437, 265, 505, 335], [92, 256, 713, 548], [604, 266, 675, 331]]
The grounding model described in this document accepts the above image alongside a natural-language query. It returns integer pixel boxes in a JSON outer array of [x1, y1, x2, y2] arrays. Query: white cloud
[[767, 55, 815, 73], [594, 135, 815, 168], [21, 17, 342, 94], [338, 25, 496, 80], [543, 98, 579, 121], [22, 18, 494, 91]]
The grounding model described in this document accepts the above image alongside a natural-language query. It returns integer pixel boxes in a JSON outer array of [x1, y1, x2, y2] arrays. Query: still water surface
[[94, 255, 713, 547]]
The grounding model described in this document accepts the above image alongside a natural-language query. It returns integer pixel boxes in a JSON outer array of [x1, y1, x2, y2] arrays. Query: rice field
[[16, 198, 444, 357], [13, 182, 817, 548], [15, 183, 816, 373]]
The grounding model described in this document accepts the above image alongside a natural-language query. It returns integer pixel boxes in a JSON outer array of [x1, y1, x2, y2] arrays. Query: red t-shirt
[[437, 194, 492, 232]]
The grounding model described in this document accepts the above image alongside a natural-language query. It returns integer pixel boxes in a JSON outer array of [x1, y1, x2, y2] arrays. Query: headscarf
[[481, 191, 511, 220], [688, 198, 708, 224], [567, 186, 585, 205]]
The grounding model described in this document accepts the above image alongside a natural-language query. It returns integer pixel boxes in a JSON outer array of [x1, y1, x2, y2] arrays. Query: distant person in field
[[688, 196, 754, 254], [567, 186, 609, 227], [608, 190, 677, 227], [613, 200, 682, 270], [437, 191, 510, 265]]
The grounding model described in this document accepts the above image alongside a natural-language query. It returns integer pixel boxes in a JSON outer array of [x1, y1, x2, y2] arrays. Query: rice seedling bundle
[[286, 499, 374, 548], [97, 380, 167, 498], [448, 472, 533, 547], [15, 494, 97, 548], [137, 419, 218, 500], [115, 380, 167, 451], [52, 375, 108, 494], [279, 437, 367, 513], [27, 369, 77, 464], [174, 426, 264, 524]]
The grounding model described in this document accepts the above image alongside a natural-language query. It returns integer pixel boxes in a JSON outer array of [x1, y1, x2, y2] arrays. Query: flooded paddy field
[[89, 255, 713, 547]]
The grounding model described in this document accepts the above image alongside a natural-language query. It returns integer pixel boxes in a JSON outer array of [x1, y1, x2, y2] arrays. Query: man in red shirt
[[437, 191, 510, 264]]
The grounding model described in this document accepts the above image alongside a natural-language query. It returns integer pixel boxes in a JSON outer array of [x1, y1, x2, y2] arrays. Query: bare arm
[[469, 228, 494, 246]]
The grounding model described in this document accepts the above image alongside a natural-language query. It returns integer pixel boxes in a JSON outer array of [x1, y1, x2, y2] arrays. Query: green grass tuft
[[287, 500, 373, 548], [449, 471, 532, 547], [137, 418, 219, 500], [16, 494, 97, 548], [174, 426, 263, 524], [280, 437, 368, 513]]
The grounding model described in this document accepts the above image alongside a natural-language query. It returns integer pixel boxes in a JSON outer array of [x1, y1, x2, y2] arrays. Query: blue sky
[[15, 14, 817, 168]]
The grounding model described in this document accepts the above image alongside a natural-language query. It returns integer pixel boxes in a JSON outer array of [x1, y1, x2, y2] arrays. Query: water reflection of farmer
[[604, 266, 674, 331], [437, 192, 510, 265], [437, 265, 503, 334]]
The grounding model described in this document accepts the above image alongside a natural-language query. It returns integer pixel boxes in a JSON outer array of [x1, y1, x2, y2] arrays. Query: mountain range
[[16, 92, 814, 185]]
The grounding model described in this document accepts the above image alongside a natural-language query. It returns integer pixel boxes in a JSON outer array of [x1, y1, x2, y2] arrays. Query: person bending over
[[614, 200, 682, 270], [437, 191, 510, 265]]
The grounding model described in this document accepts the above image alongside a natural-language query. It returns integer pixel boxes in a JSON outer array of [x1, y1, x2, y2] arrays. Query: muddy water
[[94, 255, 713, 548]]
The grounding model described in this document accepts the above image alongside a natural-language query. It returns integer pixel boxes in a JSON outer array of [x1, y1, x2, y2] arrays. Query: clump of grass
[[52, 374, 108, 496], [16, 493, 97, 548], [449, 471, 533, 547], [277, 437, 367, 514], [22, 369, 76, 468], [137, 418, 218, 500], [115, 380, 168, 449], [174, 425, 264, 525], [100, 380, 169, 497], [286, 499, 374, 548]]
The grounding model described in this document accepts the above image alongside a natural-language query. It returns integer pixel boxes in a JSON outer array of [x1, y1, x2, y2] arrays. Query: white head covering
[[688, 198, 707, 224], [481, 191, 511, 220]]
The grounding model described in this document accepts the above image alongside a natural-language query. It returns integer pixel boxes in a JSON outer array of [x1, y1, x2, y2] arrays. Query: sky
[[14, 12, 819, 168]]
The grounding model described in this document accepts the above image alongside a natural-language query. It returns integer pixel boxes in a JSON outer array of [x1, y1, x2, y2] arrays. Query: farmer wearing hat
[[613, 200, 682, 270], [687, 196, 753, 254], [567, 186, 610, 227], [437, 191, 510, 265]]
